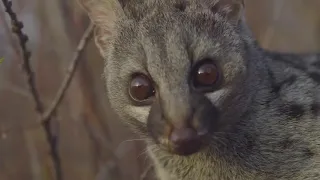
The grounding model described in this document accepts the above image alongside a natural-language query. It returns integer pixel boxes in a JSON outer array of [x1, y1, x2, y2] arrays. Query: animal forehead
[[142, 31, 191, 86], [136, 0, 221, 30], [136, 16, 223, 85], [138, 0, 224, 11]]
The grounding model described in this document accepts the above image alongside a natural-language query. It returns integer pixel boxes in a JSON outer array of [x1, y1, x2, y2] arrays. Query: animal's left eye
[[191, 59, 220, 91]]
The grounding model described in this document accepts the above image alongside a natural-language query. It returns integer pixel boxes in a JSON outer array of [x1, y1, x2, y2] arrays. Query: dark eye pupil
[[195, 63, 218, 86], [130, 75, 154, 101]]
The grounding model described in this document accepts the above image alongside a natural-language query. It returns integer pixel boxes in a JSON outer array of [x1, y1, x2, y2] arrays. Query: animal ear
[[77, 0, 126, 54], [211, 0, 245, 24]]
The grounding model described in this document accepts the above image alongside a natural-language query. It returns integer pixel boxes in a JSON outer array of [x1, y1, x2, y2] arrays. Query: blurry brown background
[[0, 0, 319, 180]]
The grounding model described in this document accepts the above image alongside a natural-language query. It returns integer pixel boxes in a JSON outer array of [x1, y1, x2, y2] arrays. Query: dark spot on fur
[[281, 138, 294, 149], [210, 5, 219, 14], [308, 72, 320, 83], [311, 103, 320, 115], [280, 104, 305, 118], [267, 68, 297, 95], [288, 104, 305, 118], [303, 148, 315, 158], [272, 76, 297, 94], [174, 2, 187, 11]]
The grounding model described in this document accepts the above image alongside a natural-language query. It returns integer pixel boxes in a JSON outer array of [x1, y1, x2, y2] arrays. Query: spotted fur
[[78, 0, 320, 179]]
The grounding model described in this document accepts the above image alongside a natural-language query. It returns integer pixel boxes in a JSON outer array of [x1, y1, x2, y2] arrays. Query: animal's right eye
[[129, 73, 155, 103]]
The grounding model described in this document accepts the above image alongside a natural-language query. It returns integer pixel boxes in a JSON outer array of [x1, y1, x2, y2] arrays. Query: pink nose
[[169, 127, 202, 156]]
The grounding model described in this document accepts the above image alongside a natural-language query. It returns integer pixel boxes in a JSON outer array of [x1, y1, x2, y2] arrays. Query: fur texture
[[78, 0, 320, 179]]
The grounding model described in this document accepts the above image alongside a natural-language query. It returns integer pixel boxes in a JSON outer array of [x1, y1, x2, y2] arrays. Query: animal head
[[79, 0, 254, 156]]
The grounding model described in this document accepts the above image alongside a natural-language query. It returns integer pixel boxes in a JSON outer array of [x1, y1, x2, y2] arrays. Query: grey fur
[[78, 0, 320, 179]]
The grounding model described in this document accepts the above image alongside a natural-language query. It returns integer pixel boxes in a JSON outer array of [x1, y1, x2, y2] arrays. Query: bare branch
[[0, 23, 95, 136], [41, 22, 94, 122], [1, 0, 63, 179], [1, 0, 43, 112]]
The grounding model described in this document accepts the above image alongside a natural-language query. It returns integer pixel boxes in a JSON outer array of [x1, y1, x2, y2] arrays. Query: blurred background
[[0, 0, 319, 180]]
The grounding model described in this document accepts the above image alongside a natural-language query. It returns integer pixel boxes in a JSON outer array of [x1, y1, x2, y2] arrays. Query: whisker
[[113, 138, 148, 157], [137, 147, 149, 160], [117, 138, 146, 148]]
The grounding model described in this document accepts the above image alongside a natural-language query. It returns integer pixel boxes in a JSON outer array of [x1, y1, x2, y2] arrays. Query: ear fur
[[212, 0, 245, 24], [77, 0, 126, 54]]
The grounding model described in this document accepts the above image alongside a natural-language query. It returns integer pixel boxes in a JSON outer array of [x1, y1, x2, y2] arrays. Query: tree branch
[[41, 22, 94, 122], [2, 1, 94, 179], [1, 0, 62, 179], [1, 0, 43, 112]]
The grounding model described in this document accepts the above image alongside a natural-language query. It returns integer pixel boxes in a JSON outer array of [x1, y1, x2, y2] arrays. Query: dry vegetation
[[0, 0, 319, 180]]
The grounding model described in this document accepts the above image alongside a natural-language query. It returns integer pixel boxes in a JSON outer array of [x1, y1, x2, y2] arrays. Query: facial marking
[[205, 88, 230, 107], [125, 106, 150, 123]]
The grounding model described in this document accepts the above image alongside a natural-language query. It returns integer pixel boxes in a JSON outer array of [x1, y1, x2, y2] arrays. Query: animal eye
[[129, 74, 155, 102], [192, 60, 220, 90]]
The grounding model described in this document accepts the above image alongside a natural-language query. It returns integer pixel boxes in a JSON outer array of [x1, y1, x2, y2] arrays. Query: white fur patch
[[125, 106, 150, 123], [205, 88, 230, 106]]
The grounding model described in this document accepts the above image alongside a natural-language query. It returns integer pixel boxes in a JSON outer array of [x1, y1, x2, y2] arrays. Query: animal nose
[[169, 127, 203, 156]]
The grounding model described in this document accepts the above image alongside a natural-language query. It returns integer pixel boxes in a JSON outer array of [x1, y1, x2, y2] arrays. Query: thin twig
[[140, 164, 154, 180], [1, 0, 63, 179], [0, 23, 94, 137], [41, 22, 94, 122]]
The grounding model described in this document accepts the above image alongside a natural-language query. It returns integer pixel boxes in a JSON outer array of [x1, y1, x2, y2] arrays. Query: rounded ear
[[212, 0, 245, 24], [77, 0, 126, 53], [93, 26, 113, 57]]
